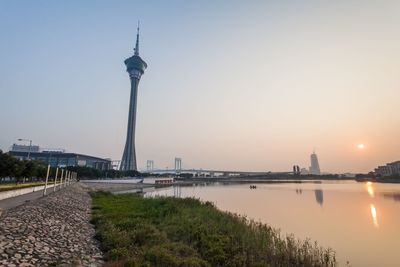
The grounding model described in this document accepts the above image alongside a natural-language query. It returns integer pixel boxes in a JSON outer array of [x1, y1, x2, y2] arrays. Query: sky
[[0, 0, 399, 173]]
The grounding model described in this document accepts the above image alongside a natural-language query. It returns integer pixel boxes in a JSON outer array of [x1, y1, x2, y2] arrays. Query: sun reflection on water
[[370, 204, 379, 228], [366, 182, 374, 197]]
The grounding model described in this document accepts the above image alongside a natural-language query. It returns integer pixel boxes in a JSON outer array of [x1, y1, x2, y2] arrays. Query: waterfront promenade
[[0, 183, 103, 266]]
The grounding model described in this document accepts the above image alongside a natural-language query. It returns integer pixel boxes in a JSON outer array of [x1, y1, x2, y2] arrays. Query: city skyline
[[1, 1, 399, 173]]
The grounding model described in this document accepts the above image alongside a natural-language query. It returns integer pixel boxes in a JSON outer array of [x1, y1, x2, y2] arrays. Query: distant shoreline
[[355, 177, 400, 184]]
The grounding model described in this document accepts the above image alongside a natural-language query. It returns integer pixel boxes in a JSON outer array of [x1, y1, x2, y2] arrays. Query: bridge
[[141, 168, 290, 178], [142, 158, 291, 178]]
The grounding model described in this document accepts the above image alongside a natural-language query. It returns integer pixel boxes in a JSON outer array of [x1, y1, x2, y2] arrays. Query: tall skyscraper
[[120, 24, 147, 171], [309, 151, 321, 175]]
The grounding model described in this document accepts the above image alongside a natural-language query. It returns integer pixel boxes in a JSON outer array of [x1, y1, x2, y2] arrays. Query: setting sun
[[357, 144, 365, 150]]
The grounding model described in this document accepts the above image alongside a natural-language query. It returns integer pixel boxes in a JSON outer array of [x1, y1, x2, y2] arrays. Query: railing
[[0, 166, 78, 202], [43, 165, 77, 196]]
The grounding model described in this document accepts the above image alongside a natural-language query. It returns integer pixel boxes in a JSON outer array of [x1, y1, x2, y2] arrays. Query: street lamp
[[17, 138, 32, 160]]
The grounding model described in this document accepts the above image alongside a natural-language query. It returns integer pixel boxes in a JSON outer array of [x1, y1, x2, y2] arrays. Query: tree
[[0, 150, 22, 181], [0, 150, 48, 183]]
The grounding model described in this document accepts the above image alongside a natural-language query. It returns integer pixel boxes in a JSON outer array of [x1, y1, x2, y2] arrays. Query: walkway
[[0, 188, 50, 212], [0, 183, 103, 266]]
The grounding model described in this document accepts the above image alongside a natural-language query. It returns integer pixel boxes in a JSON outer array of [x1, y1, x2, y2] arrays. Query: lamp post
[[17, 138, 32, 160]]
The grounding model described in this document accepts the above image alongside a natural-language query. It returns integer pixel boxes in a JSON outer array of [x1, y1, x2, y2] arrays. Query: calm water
[[141, 180, 400, 267]]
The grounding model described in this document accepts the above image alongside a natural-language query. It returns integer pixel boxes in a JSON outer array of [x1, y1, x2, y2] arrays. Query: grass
[[0, 182, 46, 192], [91, 191, 337, 267]]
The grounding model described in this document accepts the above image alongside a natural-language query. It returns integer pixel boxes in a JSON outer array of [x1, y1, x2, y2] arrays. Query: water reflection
[[370, 204, 379, 228], [366, 182, 374, 197], [314, 189, 324, 206], [174, 186, 181, 197], [381, 192, 400, 202]]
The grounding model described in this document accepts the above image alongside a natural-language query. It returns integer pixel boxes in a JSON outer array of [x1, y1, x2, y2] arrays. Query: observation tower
[[120, 24, 147, 171]]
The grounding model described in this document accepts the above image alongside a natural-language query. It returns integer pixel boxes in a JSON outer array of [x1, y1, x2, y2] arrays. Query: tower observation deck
[[120, 24, 147, 171]]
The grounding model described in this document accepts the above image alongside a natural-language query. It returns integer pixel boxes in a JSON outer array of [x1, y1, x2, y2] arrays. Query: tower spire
[[134, 21, 140, 56]]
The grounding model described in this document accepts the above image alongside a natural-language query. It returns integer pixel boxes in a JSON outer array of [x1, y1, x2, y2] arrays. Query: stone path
[[0, 183, 104, 266]]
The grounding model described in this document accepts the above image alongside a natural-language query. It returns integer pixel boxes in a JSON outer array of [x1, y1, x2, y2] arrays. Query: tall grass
[[91, 191, 336, 267]]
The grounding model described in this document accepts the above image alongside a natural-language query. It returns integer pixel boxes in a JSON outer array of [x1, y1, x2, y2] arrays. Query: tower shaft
[[120, 70, 142, 171]]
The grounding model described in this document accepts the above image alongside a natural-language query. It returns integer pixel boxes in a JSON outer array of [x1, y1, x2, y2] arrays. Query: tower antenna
[[134, 20, 140, 56]]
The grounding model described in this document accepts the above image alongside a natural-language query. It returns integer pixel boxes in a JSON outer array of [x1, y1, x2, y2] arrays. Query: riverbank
[[0, 183, 103, 266], [91, 191, 336, 267], [356, 177, 400, 183], [82, 181, 154, 192]]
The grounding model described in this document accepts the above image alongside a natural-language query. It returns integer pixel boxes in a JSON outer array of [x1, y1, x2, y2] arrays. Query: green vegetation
[[91, 192, 336, 267], [0, 182, 46, 192], [0, 150, 47, 183]]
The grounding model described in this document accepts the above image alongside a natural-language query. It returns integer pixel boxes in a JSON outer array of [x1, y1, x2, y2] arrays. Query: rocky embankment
[[0, 183, 103, 266]]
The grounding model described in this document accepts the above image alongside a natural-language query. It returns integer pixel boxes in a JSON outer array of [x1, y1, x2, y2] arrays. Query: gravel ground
[[0, 183, 103, 266]]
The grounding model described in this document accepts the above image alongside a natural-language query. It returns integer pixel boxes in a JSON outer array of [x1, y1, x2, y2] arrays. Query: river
[[141, 180, 400, 266]]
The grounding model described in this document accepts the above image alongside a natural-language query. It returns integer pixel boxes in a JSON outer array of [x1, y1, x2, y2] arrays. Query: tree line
[[0, 150, 47, 183]]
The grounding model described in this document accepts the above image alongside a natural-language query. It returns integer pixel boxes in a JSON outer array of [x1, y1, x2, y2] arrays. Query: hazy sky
[[1, 1, 399, 173]]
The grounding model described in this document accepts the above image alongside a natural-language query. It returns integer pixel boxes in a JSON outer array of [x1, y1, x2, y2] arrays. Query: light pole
[[17, 138, 32, 160]]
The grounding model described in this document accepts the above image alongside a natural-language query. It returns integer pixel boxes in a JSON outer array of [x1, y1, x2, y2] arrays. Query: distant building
[[341, 173, 356, 178], [11, 144, 40, 153], [9, 145, 111, 170], [375, 161, 400, 177], [292, 165, 300, 175], [309, 151, 321, 175], [388, 161, 400, 175], [300, 168, 309, 175], [374, 166, 390, 176]]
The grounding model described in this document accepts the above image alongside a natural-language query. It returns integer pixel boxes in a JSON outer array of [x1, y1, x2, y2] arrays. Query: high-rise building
[[120, 24, 147, 171], [309, 151, 321, 175]]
